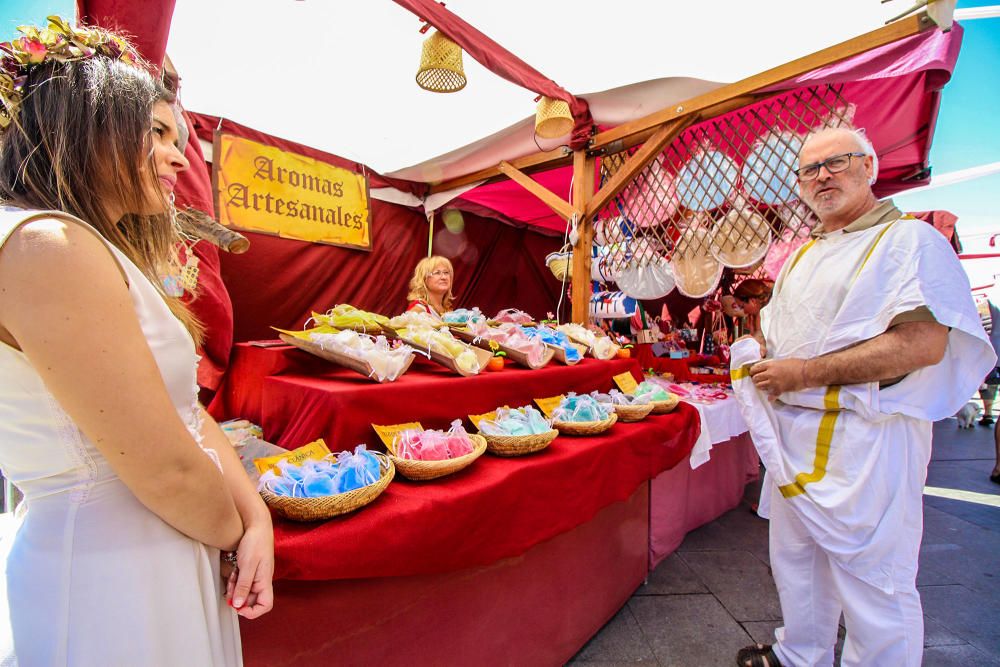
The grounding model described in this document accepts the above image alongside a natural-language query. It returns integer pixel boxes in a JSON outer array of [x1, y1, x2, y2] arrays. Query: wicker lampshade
[[535, 96, 574, 139], [416, 30, 467, 93]]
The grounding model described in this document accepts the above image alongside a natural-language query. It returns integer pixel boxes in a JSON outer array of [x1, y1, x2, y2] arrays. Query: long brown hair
[[0, 49, 201, 342]]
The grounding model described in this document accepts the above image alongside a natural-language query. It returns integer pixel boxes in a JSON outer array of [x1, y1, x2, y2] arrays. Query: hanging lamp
[[534, 96, 573, 139], [416, 30, 467, 93]]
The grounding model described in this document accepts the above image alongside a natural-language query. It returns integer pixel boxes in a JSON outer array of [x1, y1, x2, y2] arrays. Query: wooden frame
[[428, 12, 937, 324]]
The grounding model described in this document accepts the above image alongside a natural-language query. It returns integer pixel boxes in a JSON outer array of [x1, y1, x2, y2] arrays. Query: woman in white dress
[[0, 19, 272, 665]]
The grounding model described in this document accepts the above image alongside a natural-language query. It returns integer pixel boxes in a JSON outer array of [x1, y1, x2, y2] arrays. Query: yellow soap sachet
[[254, 439, 332, 475]]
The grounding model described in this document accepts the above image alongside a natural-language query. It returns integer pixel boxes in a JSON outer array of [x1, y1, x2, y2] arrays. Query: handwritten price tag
[[469, 410, 498, 429], [534, 395, 566, 418], [253, 438, 331, 475], [613, 371, 639, 395], [372, 422, 423, 452]]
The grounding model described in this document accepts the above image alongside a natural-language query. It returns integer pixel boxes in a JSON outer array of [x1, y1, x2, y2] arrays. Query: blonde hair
[[407, 255, 455, 311]]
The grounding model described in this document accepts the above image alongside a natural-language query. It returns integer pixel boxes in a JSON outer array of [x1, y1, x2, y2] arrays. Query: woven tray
[[546, 342, 588, 365], [259, 452, 395, 522], [614, 403, 654, 422], [560, 331, 620, 361], [552, 413, 618, 436], [480, 429, 558, 457], [278, 334, 414, 382], [387, 434, 487, 481], [451, 328, 555, 370], [649, 395, 680, 414], [396, 334, 493, 376]]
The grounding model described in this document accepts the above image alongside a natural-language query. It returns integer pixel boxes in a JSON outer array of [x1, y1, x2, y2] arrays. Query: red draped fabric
[[209, 348, 700, 580], [271, 408, 696, 580], [76, 0, 174, 70], [209, 210, 561, 344]]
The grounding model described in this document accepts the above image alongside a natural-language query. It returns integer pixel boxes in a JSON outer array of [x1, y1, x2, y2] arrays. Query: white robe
[[730, 211, 995, 593]]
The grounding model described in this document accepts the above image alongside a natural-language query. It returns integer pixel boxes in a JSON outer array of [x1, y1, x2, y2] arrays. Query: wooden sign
[[214, 132, 371, 250]]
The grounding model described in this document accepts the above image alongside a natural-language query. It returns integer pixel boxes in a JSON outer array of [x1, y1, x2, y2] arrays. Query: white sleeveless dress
[[0, 207, 242, 666]]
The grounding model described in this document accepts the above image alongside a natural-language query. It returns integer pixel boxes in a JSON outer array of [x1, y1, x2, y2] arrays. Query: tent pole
[[427, 210, 435, 257], [570, 150, 594, 324]]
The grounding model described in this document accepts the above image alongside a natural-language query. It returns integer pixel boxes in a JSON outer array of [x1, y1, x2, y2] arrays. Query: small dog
[[955, 402, 981, 429]]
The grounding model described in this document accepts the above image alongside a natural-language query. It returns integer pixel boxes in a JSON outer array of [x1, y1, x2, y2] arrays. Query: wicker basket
[[552, 413, 618, 436], [481, 429, 558, 457], [535, 96, 574, 139], [259, 453, 395, 522], [387, 435, 487, 481], [614, 403, 654, 422], [545, 245, 573, 281], [649, 395, 680, 414]]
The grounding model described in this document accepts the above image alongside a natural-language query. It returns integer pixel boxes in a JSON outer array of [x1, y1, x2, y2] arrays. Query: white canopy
[[165, 0, 904, 176]]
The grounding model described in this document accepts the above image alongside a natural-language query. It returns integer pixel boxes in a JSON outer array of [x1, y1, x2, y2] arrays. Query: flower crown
[[0, 16, 139, 131]]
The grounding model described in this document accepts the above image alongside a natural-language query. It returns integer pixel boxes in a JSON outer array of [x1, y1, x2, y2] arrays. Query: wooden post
[[570, 150, 595, 324]]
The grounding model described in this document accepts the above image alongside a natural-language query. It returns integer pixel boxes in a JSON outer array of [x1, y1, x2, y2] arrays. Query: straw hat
[[671, 226, 723, 298], [709, 208, 772, 269]]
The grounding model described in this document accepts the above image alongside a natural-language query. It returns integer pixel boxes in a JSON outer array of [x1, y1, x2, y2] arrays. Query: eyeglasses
[[429, 270, 452, 277], [794, 152, 867, 182]]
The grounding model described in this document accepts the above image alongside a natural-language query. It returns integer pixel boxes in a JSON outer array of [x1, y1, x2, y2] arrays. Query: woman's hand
[[224, 522, 275, 619]]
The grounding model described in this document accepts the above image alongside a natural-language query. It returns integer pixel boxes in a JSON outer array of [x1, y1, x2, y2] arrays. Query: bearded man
[[730, 127, 994, 667]]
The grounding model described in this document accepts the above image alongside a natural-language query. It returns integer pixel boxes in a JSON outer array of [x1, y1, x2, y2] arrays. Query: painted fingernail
[[233, 598, 244, 608]]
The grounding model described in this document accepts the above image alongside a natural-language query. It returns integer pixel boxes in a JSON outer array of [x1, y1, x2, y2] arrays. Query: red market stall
[[73, 1, 961, 664]]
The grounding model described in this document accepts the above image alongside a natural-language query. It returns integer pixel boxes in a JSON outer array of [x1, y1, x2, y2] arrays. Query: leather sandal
[[736, 643, 783, 667]]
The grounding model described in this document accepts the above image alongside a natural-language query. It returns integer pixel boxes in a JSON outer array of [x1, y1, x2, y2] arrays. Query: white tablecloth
[[686, 396, 750, 468]]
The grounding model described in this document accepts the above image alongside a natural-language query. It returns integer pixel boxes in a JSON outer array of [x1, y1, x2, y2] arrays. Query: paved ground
[[569, 419, 1000, 666]]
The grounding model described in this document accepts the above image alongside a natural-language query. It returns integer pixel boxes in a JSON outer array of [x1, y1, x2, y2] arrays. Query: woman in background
[[0, 19, 271, 665], [406, 255, 456, 317]]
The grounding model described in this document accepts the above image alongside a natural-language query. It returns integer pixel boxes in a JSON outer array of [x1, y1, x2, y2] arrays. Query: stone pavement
[[569, 419, 1000, 666]]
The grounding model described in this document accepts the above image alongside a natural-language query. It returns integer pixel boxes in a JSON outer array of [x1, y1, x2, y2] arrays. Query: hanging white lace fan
[[709, 208, 772, 269], [616, 237, 675, 299], [671, 226, 723, 298]]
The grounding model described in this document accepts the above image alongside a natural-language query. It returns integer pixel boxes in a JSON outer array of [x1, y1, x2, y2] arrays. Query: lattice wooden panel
[[594, 84, 855, 298]]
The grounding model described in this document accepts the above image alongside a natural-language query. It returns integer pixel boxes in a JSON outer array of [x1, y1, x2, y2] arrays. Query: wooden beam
[[497, 161, 578, 221], [584, 117, 692, 220], [429, 147, 571, 194], [570, 151, 595, 324], [590, 12, 931, 151]]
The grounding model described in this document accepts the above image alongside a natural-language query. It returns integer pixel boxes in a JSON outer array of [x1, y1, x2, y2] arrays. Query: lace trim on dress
[[43, 390, 97, 504], [184, 354, 222, 473]]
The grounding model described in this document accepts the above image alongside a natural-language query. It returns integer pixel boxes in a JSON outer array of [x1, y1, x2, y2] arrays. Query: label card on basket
[[613, 371, 639, 395], [372, 422, 423, 450], [468, 411, 497, 430], [534, 395, 566, 418], [253, 438, 331, 475]]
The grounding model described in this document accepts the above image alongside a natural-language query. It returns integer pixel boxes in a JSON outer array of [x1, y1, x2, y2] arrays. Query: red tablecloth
[[212, 344, 656, 449], [633, 344, 730, 385], [209, 345, 700, 581], [272, 406, 697, 580]]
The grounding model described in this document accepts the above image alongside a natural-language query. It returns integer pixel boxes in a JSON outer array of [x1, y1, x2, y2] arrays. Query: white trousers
[[768, 484, 924, 667]]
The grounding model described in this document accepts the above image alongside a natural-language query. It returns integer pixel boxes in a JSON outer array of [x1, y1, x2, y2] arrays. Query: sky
[[2, 0, 998, 285]]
